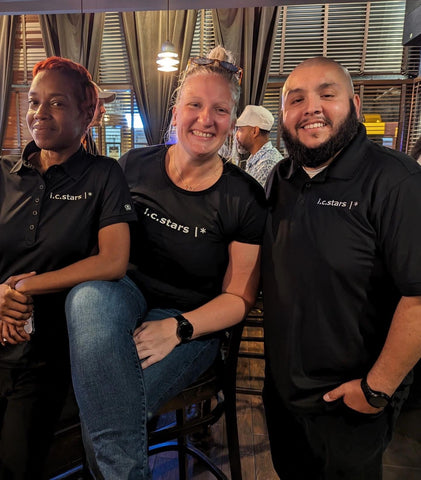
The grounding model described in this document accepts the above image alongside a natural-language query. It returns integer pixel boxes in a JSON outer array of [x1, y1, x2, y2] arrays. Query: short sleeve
[[98, 160, 137, 229], [378, 171, 421, 296], [233, 179, 267, 245]]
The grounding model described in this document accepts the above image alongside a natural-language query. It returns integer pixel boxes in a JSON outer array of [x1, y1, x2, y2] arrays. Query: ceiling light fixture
[[156, 0, 179, 72]]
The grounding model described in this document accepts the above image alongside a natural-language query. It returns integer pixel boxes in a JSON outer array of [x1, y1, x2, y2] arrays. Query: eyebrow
[[28, 92, 69, 98], [286, 82, 339, 96], [318, 82, 339, 90]]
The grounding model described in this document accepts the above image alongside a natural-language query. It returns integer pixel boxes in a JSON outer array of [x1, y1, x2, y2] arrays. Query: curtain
[[39, 13, 105, 79], [213, 7, 280, 112], [121, 10, 197, 145], [0, 15, 18, 147]]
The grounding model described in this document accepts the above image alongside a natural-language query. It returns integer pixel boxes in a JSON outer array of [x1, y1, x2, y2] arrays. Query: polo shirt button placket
[[26, 184, 45, 242]]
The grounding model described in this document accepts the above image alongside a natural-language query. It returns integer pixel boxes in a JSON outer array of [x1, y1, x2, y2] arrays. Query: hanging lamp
[[156, 0, 179, 72]]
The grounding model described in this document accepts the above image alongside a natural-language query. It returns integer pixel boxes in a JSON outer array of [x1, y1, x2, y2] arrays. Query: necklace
[[171, 153, 222, 191]]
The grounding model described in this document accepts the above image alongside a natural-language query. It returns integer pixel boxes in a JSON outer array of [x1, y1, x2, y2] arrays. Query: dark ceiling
[[0, 0, 391, 15]]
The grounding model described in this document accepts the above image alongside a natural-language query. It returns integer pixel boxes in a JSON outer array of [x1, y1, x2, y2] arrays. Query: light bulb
[[156, 41, 179, 72]]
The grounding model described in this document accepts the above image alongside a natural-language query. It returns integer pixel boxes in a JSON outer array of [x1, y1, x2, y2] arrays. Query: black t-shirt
[[119, 144, 267, 311], [262, 125, 421, 413], [0, 141, 137, 367]]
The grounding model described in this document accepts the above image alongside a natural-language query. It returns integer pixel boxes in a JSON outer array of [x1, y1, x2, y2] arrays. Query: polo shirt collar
[[10, 140, 91, 179], [322, 124, 368, 180]]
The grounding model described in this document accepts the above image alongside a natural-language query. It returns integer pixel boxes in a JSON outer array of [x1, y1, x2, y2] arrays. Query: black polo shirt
[[262, 125, 421, 413], [0, 141, 136, 368]]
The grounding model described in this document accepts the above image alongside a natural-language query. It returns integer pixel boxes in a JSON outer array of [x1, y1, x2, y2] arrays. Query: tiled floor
[[149, 325, 421, 479]]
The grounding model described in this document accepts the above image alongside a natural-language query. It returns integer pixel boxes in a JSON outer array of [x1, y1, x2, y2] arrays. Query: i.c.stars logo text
[[49, 191, 93, 201], [317, 198, 359, 210], [143, 207, 207, 237]]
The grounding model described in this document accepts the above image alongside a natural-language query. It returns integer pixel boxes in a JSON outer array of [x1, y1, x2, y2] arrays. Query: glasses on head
[[188, 57, 243, 84]]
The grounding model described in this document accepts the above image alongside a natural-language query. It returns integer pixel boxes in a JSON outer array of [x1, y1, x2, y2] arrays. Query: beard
[[281, 100, 360, 168], [236, 142, 249, 155]]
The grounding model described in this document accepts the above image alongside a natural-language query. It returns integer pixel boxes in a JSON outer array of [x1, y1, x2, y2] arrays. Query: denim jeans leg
[[65, 276, 149, 480], [141, 308, 221, 418]]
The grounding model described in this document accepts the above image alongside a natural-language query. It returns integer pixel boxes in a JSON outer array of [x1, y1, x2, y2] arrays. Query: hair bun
[[207, 45, 236, 64]]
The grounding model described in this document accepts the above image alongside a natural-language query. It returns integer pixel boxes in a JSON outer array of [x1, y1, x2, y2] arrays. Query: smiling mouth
[[192, 130, 214, 138], [302, 122, 327, 130]]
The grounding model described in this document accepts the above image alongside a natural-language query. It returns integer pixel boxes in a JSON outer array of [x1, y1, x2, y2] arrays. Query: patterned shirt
[[245, 141, 283, 187]]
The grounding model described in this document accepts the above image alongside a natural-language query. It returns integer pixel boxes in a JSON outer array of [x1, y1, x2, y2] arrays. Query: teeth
[[192, 130, 213, 138], [304, 123, 326, 129]]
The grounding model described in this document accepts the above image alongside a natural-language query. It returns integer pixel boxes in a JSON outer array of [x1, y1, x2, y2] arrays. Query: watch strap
[[361, 377, 391, 407], [174, 314, 193, 343]]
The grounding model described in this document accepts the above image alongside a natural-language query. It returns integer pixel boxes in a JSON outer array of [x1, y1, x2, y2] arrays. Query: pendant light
[[156, 0, 179, 72]]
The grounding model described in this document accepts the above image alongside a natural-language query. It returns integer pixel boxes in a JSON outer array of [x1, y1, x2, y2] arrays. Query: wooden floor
[[149, 325, 421, 480]]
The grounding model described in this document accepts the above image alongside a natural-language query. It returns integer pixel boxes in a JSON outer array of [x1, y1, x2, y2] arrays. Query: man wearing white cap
[[82, 82, 116, 155], [236, 105, 283, 186]]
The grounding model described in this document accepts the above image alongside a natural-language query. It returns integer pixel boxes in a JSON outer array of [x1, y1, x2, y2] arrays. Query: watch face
[[178, 320, 193, 342], [368, 395, 389, 409]]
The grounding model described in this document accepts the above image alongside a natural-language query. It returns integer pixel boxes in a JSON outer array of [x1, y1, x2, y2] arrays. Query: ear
[[352, 94, 361, 119], [83, 107, 95, 131], [172, 105, 177, 126]]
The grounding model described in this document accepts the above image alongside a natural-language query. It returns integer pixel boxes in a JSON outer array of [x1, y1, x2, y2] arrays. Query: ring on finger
[[2, 338, 7, 343]]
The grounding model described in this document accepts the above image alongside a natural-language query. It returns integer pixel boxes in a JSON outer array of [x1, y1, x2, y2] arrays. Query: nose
[[304, 94, 322, 115], [33, 103, 50, 119], [198, 107, 213, 127]]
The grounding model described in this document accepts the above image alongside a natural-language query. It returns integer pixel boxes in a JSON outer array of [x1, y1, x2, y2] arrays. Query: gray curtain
[[213, 7, 280, 112], [121, 10, 197, 145], [0, 15, 18, 147], [39, 13, 105, 79]]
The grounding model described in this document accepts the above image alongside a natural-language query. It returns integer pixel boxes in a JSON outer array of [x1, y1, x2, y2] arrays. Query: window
[[2, 15, 46, 155], [94, 12, 147, 157]]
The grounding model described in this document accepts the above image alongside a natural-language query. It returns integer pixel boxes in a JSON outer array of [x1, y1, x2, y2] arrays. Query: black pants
[[0, 364, 70, 480], [263, 379, 396, 480]]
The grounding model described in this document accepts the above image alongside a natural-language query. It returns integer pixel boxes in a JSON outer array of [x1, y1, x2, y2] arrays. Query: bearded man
[[262, 56, 421, 479]]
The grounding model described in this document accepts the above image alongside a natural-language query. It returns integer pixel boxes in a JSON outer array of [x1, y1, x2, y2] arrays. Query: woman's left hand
[[133, 318, 179, 369]]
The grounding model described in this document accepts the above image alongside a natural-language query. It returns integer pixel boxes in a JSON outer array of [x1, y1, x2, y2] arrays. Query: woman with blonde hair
[[65, 46, 266, 479]]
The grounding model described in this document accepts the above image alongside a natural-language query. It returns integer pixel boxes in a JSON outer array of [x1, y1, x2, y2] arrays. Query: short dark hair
[[32, 56, 97, 119]]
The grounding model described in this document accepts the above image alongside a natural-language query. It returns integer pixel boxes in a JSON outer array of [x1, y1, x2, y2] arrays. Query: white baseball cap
[[92, 81, 116, 103], [236, 105, 274, 131]]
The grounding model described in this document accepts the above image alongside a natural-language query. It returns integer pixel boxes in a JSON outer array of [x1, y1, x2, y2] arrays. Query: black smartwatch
[[175, 314, 194, 343], [360, 377, 391, 408]]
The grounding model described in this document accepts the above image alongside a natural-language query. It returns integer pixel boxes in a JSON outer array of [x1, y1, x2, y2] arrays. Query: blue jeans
[[65, 276, 220, 480]]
